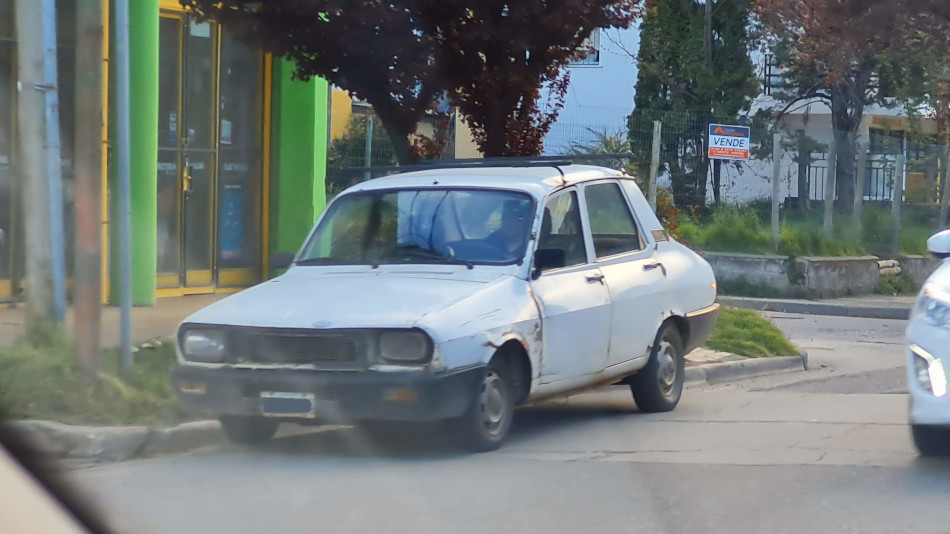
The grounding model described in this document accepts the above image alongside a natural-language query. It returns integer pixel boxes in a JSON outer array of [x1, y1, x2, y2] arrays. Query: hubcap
[[657, 339, 678, 396], [480, 370, 508, 437]]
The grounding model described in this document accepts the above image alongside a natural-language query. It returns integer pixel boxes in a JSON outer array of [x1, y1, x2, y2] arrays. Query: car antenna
[[552, 164, 567, 186]]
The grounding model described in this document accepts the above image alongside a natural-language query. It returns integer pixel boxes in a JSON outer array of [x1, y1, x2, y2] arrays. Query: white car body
[[172, 164, 719, 449]]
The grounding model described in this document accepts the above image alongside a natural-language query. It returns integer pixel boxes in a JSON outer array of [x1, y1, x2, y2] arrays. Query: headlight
[[911, 344, 948, 397], [181, 329, 227, 363], [378, 330, 432, 363], [917, 288, 950, 329]]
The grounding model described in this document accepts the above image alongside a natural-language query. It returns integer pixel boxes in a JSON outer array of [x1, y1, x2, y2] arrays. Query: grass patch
[[706, 307, 798, 358], [875, 274, 920, 296], [0, 335, 182, 426]]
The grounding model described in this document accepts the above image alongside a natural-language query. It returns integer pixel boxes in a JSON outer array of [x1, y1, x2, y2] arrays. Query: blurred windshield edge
[[299, 188, 536, 267], [0, 427, 112, 534]]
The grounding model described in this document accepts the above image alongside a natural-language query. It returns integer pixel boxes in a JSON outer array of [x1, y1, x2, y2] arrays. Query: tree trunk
[[830, 87, 862, 212], [364, 97, 418, 166]]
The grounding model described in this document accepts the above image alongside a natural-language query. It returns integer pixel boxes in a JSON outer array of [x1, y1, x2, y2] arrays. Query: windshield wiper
[[385, 245, 474, 269], [294, 257, 350, 266]]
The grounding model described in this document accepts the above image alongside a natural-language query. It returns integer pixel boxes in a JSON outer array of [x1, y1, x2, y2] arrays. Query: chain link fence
[[325, 105, 948, 259]]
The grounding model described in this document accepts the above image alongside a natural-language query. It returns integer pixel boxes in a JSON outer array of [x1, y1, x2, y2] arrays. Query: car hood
[[924, 259, 950, 290], [184, 267, 512, 330]]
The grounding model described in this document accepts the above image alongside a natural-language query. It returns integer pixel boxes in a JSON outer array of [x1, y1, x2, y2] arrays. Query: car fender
[[416, 275, 542, 378]]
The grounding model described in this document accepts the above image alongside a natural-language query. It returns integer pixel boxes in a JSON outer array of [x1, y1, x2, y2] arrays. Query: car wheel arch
[[490, 340, 533, 405]]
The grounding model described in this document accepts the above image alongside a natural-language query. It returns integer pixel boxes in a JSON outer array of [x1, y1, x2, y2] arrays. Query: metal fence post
[[363, 116, 374, 182], [892, 154, 905, 256], [853, 142, 868, 237], [771, 132, 782, 248], [648, 120, 661, 210], [823, 135, 838, 239]]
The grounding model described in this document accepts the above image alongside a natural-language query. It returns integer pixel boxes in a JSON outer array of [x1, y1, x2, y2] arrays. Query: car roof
[[343, 164, 628, 199]]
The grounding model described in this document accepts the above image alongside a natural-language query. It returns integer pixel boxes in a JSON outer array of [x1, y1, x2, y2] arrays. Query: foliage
[[566, 128, 636, 174], [0, 338, 182, 425], [676, 204, 930, 257], [184, 0, 641, 162], [629, 0, 758, 207], [876, 274, 919, 296], [707, 307, 798, 358]]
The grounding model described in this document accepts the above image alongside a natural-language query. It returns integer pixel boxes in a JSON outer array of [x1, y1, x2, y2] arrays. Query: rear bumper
[[171, 364, 484, 423], [684, 303, 720, 352]]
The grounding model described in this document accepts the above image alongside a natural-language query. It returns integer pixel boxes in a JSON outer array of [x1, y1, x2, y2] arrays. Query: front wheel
[[219, 415, 279, 445], [630, 323, 685, 413], [911, 424, 950, 456], [452, 364, 514, 452]]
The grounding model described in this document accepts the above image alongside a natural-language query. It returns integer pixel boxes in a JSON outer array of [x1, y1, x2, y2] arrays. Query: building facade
[[0, 0, 329, 306]]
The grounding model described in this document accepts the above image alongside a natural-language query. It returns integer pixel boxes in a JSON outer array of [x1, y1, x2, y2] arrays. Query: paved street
[[66, 313, 950, 534]]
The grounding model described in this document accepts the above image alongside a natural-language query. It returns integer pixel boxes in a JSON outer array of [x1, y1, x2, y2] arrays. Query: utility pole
[[15, 0, 67, 338], [703, 0, 722, 205], [116, 0, 134, 373], [74, 0, 104, 377]]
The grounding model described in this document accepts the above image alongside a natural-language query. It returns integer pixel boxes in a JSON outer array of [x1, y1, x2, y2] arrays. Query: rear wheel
[[453, 362, 514, 452], [911, 424, 950, 456], [630, 323, 685, 413], [219, 415, 279, 445]]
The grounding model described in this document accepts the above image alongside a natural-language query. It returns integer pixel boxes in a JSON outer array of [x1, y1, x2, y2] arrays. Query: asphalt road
[[66, 313, 950, 534]]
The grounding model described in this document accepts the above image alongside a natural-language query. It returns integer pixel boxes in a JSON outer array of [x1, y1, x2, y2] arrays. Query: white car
[[907, 230, 950, 456], [172, 164, 719, 451]]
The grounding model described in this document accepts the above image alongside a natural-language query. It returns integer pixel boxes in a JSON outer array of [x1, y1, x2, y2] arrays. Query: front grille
[[231, 329, 367, 369]]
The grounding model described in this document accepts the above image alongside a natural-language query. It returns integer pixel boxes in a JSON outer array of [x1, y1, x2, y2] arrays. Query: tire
[[219, 415, 279, 445], [453, 362, 515, 452], [911, 424, 950, 456], [630, 323, 685, 413]]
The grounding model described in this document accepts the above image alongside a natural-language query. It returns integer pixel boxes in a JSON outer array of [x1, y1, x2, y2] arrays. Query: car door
[[531, 188, 612, 383], [581, 181, 669, 368]]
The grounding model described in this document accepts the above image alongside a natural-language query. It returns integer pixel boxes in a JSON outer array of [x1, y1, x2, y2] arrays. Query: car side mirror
[[928, 230, 950, 259], [270, 251, 295, 271], [532, 248, 566, 279]]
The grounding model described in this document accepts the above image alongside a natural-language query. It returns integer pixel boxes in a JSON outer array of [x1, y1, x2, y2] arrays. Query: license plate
[[260, 392, 316, 418]]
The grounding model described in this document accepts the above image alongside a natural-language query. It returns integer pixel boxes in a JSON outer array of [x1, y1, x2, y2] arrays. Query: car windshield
[[298, 188, 535, 266]]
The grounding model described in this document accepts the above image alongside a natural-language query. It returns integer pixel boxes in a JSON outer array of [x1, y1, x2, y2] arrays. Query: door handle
[[586, 273, 605, 284], [644, 262, 666, 276]]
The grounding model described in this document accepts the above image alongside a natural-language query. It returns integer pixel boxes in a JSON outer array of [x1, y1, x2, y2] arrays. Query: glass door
[[157, 12, 263, 292]]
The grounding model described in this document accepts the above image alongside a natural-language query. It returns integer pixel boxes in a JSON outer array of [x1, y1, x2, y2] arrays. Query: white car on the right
[[907, 229, 950, 455]]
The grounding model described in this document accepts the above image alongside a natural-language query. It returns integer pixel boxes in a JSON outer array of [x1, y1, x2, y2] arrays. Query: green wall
[[109, 0, 158, 306], [270, 59, 329, 262]]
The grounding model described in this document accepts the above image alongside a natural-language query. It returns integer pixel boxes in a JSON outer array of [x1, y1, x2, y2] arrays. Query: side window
[[584, 182, 642, 259], [537, 191, 587, 270]]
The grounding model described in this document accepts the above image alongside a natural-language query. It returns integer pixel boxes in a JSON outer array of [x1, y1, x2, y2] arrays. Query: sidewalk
[[0, 294, 227, 347], [719, 294, 915, 320]]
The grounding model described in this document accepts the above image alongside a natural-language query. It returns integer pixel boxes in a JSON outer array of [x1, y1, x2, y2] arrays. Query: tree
[[184, 0, 640, 162], [752, 0, 934, 209], [182, 0, 440, 165], [629, 0, 758, 207], [420, 0, 638, 157]]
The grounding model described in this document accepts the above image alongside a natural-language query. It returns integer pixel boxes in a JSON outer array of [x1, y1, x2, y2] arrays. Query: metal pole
[[823, 135, 838, 239], [15, 0, 65, 334], [771, 132, 782, 248], [116, 0, 133, 372], [853, 142, 868, 237], [940, 149, 950, 229], [363, 116, 374, 182], [648, 120, 662, 210], [892, 154, 905, 256], [41, 0, 66, 324], [74, 0, 104, 377]]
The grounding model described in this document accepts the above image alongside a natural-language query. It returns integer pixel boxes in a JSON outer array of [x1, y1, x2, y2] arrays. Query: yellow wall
[[330, 88, 352, 140]]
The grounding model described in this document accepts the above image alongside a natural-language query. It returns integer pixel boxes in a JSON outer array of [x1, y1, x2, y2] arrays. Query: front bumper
[[171, 364, 484, 423], [684, 303, 720, 353], [906, 317, 950, 425]]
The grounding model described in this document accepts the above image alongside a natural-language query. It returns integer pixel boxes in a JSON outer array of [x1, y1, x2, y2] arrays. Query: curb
[[1, 420, 223, 462], [685, 352, 807, 386], [719, 296, 910, 320]]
